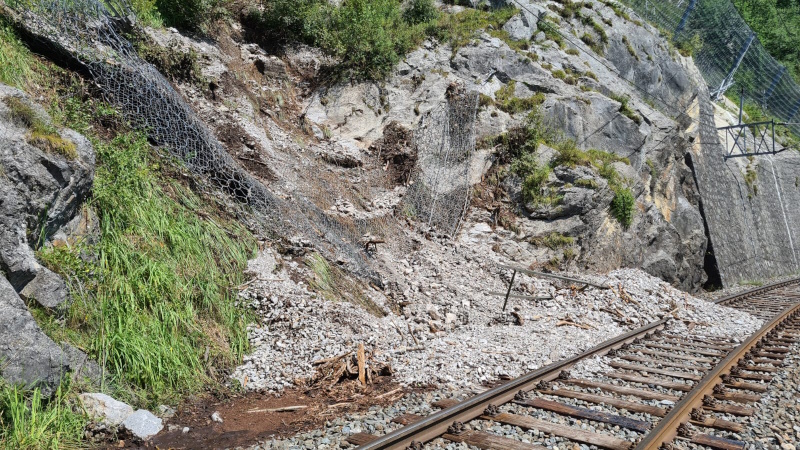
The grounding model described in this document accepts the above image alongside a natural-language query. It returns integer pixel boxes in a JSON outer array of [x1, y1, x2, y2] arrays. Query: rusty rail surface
[[354, 277, 800, 450], [355, 318, 668, 449], [635, 302, 800, 448]]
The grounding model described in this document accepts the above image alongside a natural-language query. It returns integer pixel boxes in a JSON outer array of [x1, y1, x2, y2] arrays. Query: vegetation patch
[[0, 17, 41, 90], [530, 232, 574, 249], [494, 81, 546, 114], [3, 96, 77, 159], [38, 101, 257, 407], [610, 93, 642, 125], [538, 19, 566, 49], [610, 186, 634, 228], [511, 153, 561, 206], [306, 253, 385, 317], [0, 379, 86, 450], [622, 35, 639, 60]]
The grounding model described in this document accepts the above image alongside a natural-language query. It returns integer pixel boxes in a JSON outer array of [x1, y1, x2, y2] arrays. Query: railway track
[[347, 279, 800, 450]]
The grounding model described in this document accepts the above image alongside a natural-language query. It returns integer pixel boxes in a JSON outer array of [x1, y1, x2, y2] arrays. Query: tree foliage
[[733, 0, 800, 80]]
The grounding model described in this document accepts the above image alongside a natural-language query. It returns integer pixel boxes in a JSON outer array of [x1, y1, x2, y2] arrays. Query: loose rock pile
[[234, 219, 761, 393]]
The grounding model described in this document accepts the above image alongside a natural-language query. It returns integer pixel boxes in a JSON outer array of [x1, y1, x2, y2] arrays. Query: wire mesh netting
[[403, 87, 479, 238], [5, 0, 479, 282], [622, 0, 800, 138]]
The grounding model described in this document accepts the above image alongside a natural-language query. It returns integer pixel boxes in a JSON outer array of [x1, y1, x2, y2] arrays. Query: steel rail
[[634, 302, 800, 449], [355, 317, 668, 449], [713, 277, 800, 304]]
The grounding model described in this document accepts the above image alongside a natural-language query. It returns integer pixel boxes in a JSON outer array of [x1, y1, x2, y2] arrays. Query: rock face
[[687, 70, 800, 286], [298, 1, 708, 289], [0, 85, 95, 305], [0, 84, 98, 392], [0, 276, 98, 394]]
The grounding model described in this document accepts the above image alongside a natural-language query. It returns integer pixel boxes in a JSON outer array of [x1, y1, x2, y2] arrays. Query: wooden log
[[346, 432, 378, 445], [563, 378, 679, 401], [690, 417, 744, 433], [432, 398, 461, 409], [642, 342, 724, 357], [482, 412, 632, 449], [626, 348, 714, 364], [391, 413, 422, 425], [605, 371, 693, 392], [539, 389, 667, 417], [616, 354, 703, 371], [714, 391, 761, 403], [515, 398, 651, 433], [357, 343, 366, 386], [444, 430, 547, 449], [659, 339, 735, 351], [691, 433, 746, 450], [608, 362, 703, 381], [703, 403, 755, 416], [724, 380, 768, 392]]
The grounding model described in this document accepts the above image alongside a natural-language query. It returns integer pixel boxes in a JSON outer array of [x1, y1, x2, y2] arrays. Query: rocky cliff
[[0, 85, 99, 393]]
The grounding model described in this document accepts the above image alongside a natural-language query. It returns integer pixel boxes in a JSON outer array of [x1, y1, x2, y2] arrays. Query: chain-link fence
[[623, 0, 800, 140]]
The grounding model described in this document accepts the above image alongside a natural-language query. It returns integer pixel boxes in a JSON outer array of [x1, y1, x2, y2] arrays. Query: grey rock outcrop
[[0, 84, 98, 392], [0, 85, 95, 307], [0, 276, 98, 394]]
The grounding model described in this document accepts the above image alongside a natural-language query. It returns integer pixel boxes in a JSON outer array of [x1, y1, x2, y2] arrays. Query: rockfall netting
[[4, 0, 480, 282], [622, 0, 800, 138], [402, 87, 480, 238]]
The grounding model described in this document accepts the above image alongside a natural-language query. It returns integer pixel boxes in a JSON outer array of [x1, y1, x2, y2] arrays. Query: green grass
[[0, 379, 87, 450], [432, 5, 518, 55], [38, 126, 256, 407], [3, 96, 77, 159], [530, 232, 574, 249], [493, 81, 545, 114], [0, 18, 41, 89], [610, 93, 642, 125]]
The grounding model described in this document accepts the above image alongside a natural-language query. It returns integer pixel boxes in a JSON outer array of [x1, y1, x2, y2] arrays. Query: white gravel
[[233, 220, 762, 393]]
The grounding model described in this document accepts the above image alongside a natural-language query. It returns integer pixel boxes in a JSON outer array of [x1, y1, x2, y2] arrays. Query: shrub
[[610, 186, 634, 228], [154, 0, 229, 32], [432, 6, 518, 55], [512, 153, 559, 205], [252, 0, 440, 80], [566, 48, 580, 56], [552, 139, 590, 167], [674, 33, 702, 57], [404, 0, 440, 25]]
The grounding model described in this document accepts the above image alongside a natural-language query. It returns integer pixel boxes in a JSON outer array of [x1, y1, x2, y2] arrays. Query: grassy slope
[[0, 14, 255, 449]]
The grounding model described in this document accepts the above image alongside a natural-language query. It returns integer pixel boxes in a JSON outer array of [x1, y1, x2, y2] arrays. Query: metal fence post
[[675, 0, 697, 34], [711, 32, 756, 100]]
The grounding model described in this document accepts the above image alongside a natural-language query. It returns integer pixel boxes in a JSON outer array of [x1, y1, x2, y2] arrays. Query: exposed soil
[[136, 377, 409, 449]]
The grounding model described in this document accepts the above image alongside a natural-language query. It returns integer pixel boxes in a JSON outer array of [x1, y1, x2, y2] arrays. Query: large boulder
[[0, 84, 98, 392], [0, 84, 95, 308], [0, 276, 99, 394]]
